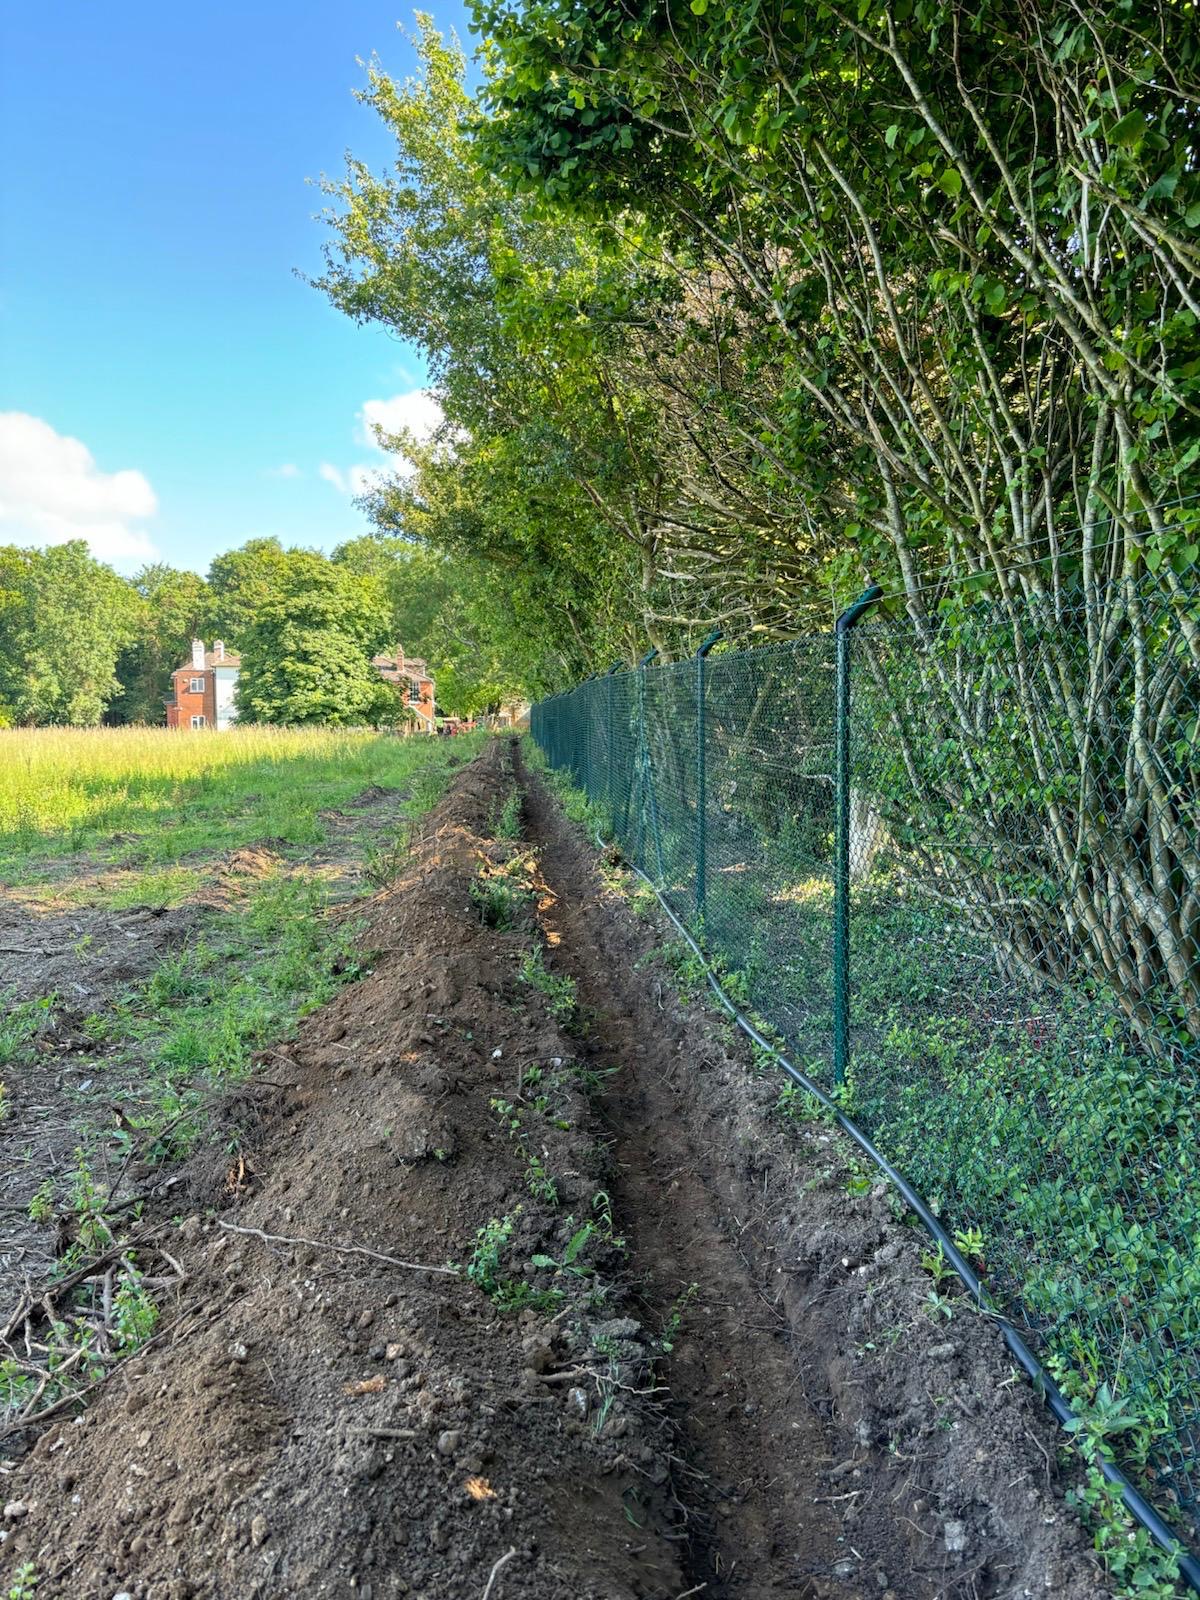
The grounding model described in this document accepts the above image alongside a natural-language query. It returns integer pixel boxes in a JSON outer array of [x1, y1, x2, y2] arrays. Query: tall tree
[[316, 4, 1200, 1076], [0, 543, 140, 726], [468, 0, 1200, 1061], [109, 563, 211, 724], [475, 0, 1200, 606], [315, 24, 695, 670], [233, 547, 395, 725], [207, 538, 299, 649]]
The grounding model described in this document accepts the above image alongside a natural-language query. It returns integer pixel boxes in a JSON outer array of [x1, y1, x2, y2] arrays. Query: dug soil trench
[[1, 742, 1110, 1599], [517, 747, 1110, 1600]]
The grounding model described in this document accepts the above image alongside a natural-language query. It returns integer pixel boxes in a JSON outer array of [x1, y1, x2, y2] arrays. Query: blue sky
[[0, 0, 473, 575]]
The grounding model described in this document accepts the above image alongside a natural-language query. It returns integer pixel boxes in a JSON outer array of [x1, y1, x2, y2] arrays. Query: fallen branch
[[215, 1219, 460, 1276], [0, 1292, 241, 1439], [1, 1231, 156, 1343]]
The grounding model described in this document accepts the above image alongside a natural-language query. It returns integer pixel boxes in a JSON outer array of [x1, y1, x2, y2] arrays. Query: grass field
[[0, 726, 483, 890]]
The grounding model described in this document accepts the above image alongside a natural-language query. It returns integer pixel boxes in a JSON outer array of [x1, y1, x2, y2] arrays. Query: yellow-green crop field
[[0, 726, 486, 883]]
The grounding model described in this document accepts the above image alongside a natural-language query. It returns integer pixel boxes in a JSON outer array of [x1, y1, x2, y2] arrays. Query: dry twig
[[481, 1547, 517, 1599], [215, 1219, 459, 1276]]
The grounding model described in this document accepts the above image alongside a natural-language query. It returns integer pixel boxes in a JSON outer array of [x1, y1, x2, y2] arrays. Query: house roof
[[372, 652, 429, 670], [371, 652, 432, 682], [174, 648, 241, 671]]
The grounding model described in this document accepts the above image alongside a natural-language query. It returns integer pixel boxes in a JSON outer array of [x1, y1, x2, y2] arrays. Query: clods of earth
[[0, 740, 1112, 1597]]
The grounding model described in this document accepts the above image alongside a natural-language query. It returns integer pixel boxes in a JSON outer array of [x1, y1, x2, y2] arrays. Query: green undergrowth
[[519, 943, 578, 1023], [462, 1187, 627, 1319], [77, 740, 478, 1157], [470, 847, 538, 930], [522, 738, 612, 840], [82, 870, 365, 1160], [464, 866, 627, 1321], [0, 994, 54, 1072]]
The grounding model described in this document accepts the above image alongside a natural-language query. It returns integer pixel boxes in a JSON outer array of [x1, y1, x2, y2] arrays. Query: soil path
[[0, 743, 1112, 1600], [523, 769, 850, 1598], [518, 748, 1111, 1600]]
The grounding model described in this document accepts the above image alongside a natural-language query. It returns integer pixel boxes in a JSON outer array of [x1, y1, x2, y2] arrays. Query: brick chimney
[[191, 639, 205, 669], [214, 640, 225, 662]]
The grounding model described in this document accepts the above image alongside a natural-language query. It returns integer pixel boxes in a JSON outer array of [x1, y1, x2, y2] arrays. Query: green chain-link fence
[[532, 573, 1200, 1566]]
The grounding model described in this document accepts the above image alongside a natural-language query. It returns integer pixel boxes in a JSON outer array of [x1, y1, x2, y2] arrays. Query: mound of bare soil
[[0, 741, 1112, 1599], [1, 743, 688, 1600]]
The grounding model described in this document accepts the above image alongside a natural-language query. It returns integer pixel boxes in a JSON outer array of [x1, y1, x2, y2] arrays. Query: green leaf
[[1186, 201, 1200, 229], [1144, 172, 1178, 203], [884, 124, 899, 149], [690, 0, 708, 12], [939, 169, 963, 199], [563, 1223, 594, 1263], [530, 1254, 557, 1269], [1109, 109, 1146, 146]]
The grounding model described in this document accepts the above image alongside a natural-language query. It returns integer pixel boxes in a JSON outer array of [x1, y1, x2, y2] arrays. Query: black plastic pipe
[[628, 863, 1200, 1594]]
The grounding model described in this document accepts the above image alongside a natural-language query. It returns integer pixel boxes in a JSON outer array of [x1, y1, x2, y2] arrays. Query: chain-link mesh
[[531, 574, 1200, 1557]]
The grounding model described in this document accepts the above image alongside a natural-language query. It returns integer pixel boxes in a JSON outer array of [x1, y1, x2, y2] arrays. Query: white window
[[189, 676, 205, 692], [190, 714, 207, 729]]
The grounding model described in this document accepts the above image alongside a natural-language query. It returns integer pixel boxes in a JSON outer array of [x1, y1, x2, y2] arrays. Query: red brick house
[[371, 646, 436, 733], [165, 640, 241, 730]]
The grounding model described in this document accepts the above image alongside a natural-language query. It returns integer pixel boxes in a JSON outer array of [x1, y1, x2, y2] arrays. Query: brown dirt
[[0, 740, 1113, 1599]]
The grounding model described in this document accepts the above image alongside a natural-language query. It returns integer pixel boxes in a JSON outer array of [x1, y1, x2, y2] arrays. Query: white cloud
[[266, 462, 302, 479], [358, 389, 443, 449], [319, 461, 390, 500], [0, 412, 158, 566], [316, 390, 443, 503]]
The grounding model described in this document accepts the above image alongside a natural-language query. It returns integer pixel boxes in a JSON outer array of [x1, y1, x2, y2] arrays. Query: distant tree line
[[0, 533, 545, 727]]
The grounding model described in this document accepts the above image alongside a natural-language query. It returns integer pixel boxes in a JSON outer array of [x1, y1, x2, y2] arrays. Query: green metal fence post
[[833, 585, 882, 1085], [694, 631, 723, 921]]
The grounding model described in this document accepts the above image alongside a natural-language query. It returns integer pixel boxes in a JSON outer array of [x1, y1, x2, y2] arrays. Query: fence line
[[531, 574, 1200, 1572]]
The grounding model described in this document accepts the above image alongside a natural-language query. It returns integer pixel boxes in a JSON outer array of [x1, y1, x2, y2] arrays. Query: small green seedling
[[496, 790, 522, 840], [658, 1281, 699, 1354], [920, 1242, 955, 1290], [531, 1220, 596, 1276], [27, 1180, 54, 1225], [952, 1225, 986, 1268], [7, 1561, 39, 1600], [518, 945, 577, 1022]]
